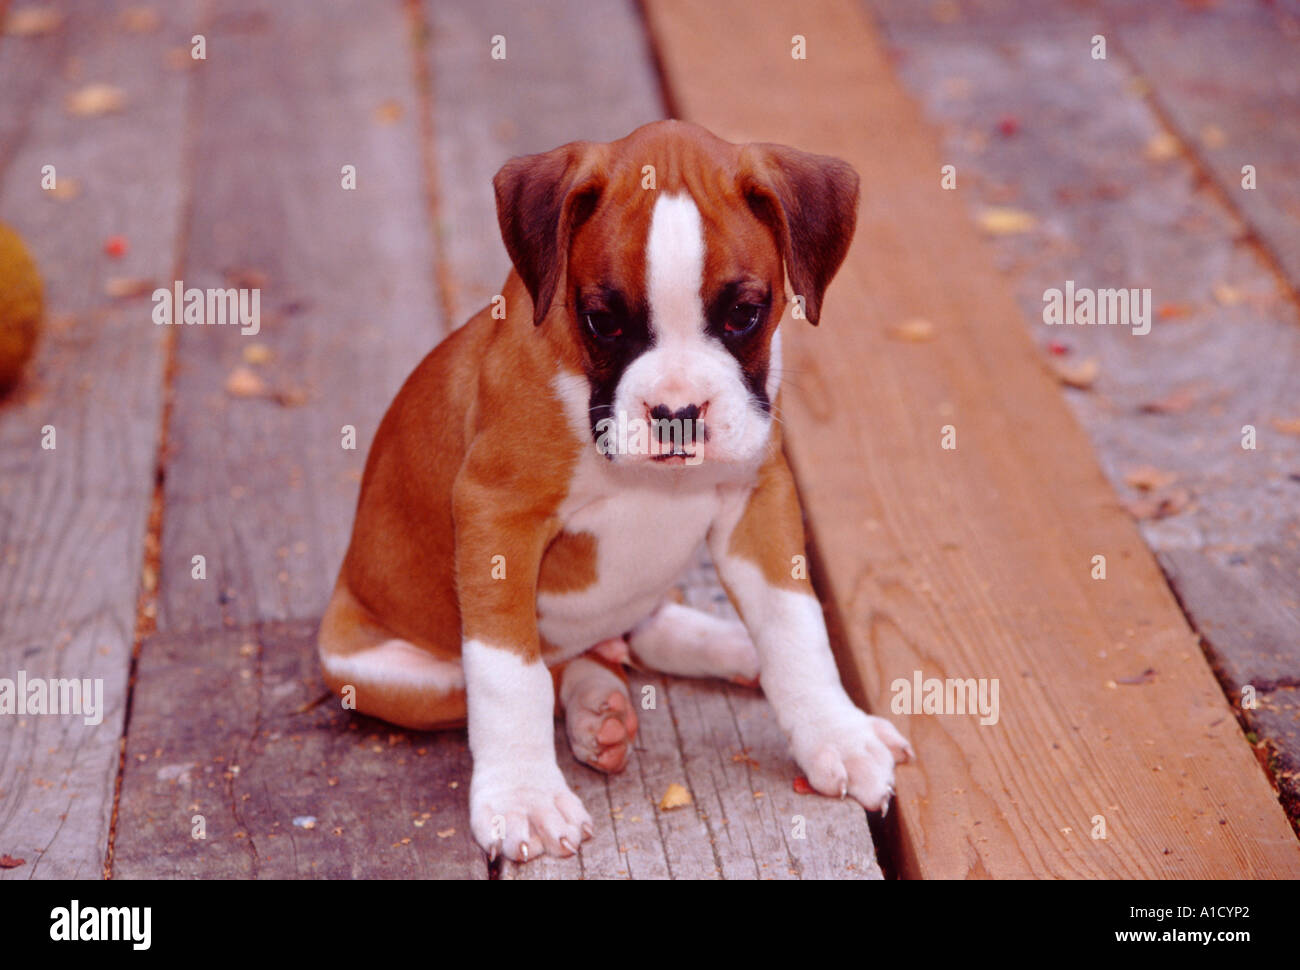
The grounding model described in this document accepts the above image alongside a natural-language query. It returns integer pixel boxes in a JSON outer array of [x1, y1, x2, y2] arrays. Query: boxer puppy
[[319, 119, 912, 863]]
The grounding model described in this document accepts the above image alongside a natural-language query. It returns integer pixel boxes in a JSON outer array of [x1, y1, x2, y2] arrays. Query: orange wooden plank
[[643, 0, 1300, 877]]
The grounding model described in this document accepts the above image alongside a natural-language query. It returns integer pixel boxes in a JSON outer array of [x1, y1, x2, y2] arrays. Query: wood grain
[[113, 621, 483, 879], [153, 0, 444, 635], [0, 0, 199, 879], [644, 0, 1300, 877], [869, 0, 1300, 827]]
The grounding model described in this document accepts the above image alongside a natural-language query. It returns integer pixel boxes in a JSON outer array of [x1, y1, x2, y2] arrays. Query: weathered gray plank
[[869, 0, 1300, 829], [114, 621, 483, 878], [113, 0, 485, 877], [153, 0, 444, 634], [0, 0, 198, 879], [1095, 0, 1300, 297], [423, 0, 663, 322]]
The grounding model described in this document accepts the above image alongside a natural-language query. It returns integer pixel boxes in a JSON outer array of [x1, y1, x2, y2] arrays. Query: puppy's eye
[[583, 311, 623, 340], [724, 303, 762, 336]]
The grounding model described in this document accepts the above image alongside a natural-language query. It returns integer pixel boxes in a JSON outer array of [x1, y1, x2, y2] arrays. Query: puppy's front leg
[[709, 449, 913, 812], [453, 468, 591, 862]]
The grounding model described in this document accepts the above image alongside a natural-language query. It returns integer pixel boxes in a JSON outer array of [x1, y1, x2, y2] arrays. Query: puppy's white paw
[[469, 767, 593, 862], [791, 707, 913, 812]]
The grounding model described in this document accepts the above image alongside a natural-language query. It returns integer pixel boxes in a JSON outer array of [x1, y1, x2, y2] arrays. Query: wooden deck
[[1, 0, 1298, 880]]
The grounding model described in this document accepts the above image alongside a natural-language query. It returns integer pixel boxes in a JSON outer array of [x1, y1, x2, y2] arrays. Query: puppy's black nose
[[649, 403, 701, 444]]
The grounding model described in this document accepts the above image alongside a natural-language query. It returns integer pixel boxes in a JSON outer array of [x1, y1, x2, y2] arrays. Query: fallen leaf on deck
[[5, 7, 61, 35], [436, 827, 456, 838], [1051, 356, 1099, 390], [888, 318, 935, 342], [1212, 282, 1245, 306], [373, 100, 404, 124], [47, 176, 81, 201], [225, 367, 267, 398], [1271, 418, 1300, 436], [0, 855, 25, 868], [66, 84, 126, 117], [120, 7, 161, 33], [1200, 124, 1227, 149], [658, 783, 692, 811], [1143, 132, 1181, 162], [104, 276, 154, 298], [975, 207, 1037, 235], [241, 343, 273, 365], [1124, 488, 1191, 521], [1125, 466, 1178, 492], [731, 750, 760, 769], [1138, 385, 1201, 415], [793, 776, 814, 795]]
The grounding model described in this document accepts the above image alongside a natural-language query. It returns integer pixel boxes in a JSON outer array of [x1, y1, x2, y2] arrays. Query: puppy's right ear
[[493, 142, 607, 327]]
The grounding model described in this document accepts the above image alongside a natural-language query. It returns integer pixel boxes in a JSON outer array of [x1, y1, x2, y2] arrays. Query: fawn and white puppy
[[318, 119, 911, 863]]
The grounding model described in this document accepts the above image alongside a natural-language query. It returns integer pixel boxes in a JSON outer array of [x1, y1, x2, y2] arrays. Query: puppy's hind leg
[[318, 583, 467, 731], [627, 600, 760, 686]]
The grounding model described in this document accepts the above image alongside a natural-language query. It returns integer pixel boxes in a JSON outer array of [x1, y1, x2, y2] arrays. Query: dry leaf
[[1212, 282, 1245, 306], [66, 83, 126, 117], [889, 318, 935, 342], [47, 176, 81, 201], [1271, 417, 1300, 436], [0, 854, 25, 868], [120, 7, 161, 33], [104, 276, 154, 298], [1138, 385, 1201, 415], [658, 782, 692, 811], [241, 343, 273, 365], [225, 366, 267, 398], [1144, 132, 1180, 161], [1125, 466, 1178, 492], [435, 827, 456, 838], [975, 207, 1037, 235], [1125, 488, 1191, 521], [1051, 356, 1099, 390], [373, 100, 404, 124], [5, 7, 61, 36], [792, 776, 815, 795]]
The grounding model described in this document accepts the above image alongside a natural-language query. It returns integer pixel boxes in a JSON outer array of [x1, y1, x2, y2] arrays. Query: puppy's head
[[494, 120, 858, 467]]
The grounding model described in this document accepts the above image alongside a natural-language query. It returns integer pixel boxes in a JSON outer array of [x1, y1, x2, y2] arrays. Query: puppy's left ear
[[494, 142, 608, 327], [738, 144, 859, 325]]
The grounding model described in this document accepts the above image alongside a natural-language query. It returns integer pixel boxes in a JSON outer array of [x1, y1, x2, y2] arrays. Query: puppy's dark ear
[[493, 142, 606, 326], [738, 144, 859, 325]]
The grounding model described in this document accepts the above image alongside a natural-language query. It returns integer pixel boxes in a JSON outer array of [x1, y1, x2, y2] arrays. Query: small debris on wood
[[103, 235, 128, 258], [1124, 466, 1178, 492], [242, 343, 273, 365], [1138, 385, 1202, 415], [975, 206, 1037, 235], [1124, 488, 1192, 521], [292, 815, 317, 830], [47, 177, 81, 201], [888, 318, 935, 342], [224, 366, 267, 398], [658, 783, 692, 811], [1117, 668, 1157, 686], [4, 7, 62, 36], [793, 776, 814, 795], [0, 854, 26, 868], [66, 84, 126, 117], [1051, 356, 1099, 390], [120, 7, 161, 33], [104, 277, 154, 299], [1143, 132, 1181, 162], [1270, 417, 1300, 436], [373, 100, 404, 124]]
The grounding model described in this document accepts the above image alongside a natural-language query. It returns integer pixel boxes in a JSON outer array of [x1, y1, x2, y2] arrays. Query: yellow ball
[[0, 223, 43, 391]]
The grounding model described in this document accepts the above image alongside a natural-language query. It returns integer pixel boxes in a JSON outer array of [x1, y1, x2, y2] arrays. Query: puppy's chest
[[535, 471, 723, 654]]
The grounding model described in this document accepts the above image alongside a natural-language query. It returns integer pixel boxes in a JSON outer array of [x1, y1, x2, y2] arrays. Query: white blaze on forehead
[[645, 193, 706, 342]]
